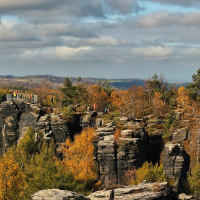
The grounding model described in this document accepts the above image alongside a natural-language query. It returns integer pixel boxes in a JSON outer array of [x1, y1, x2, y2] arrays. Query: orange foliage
[[152, 92, 164, 117], [176, 86, 190, 109], [61, 127, 97, 183], [111, 91, 124, 109], [111, 86, 146, 118], [0, 157, 24, 199], [87, 84, 109, 111], [114, 129, 122, 148], [34, 81, 56, 106]]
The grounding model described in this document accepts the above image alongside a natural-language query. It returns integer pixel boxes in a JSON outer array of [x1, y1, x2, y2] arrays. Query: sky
[[1, 0, 200, 82]]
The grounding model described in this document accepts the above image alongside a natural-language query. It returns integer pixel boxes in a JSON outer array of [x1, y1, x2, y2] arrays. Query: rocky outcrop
[[31, 182, 177, 200], [0, 100, 80, 154], [94, 126, 117, 186], [88, 190, 113, 200], [172, 128, 188, 141], [89, 182, 176, 200], [80, 112, 98, 129], [163, 143, 190, 192], [0, 100, 24, 154], [178, 193, 198, 200], [117, 129, 148, 185], [31, 189, 90, 200]]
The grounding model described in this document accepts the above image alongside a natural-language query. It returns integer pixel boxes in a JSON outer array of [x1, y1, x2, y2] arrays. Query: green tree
[[60, 77, 88, 107], [60, 77, 75, 106], [187, 68, 200, 101]]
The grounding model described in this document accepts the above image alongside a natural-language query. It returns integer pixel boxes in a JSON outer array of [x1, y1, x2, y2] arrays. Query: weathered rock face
[[94, 126, 117, 186], [89, 182, 176, 200], [172, 128, 188, 141], [163, 143, 190, 193], [117, 129, 148, 185], [0, 100, 26, 154], [31, 189, 90, 200], [80, 112, 98, 129], [0, 100, 78, 154], [94, 125, 149, 186]]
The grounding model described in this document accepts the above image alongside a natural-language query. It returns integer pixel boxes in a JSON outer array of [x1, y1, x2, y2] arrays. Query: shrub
[[103, 110, 120, 124], [61, 106, 76, 121], [188, 163, 200, 197], [162, 111, 177, 140], [126, 162, 166, 185]]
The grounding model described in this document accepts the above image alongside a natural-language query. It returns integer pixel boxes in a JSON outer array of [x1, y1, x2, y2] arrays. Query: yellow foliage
[[62, 127, 97, 184], [152, 92, 164, 117], [128, 162, 166, 185], [176, 86, 190, 109], [0, 157, 24, 199]]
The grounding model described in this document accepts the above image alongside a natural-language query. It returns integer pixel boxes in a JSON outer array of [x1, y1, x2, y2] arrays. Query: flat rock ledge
[[31, 189, 90, 200], [88, 182, 174, 200], [32, 183, 196, 200]]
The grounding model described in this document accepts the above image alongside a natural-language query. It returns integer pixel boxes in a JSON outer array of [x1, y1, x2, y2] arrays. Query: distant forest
[[0, 75, 190, 90]]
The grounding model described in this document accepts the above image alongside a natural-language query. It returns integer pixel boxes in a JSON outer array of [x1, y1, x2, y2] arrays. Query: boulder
[[114, 182, 173, 200], [88, 190, 113, 200], [89, 182, 175, 200], [31, 189, 90, 200], [172, 128, 188, 141], [178, 193, 196, 200]]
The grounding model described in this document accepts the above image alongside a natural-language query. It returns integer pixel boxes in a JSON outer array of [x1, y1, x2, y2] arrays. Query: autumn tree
[[61, 127, 98, 190], [0, 157, 24, 200], [87, 84, 109, 111], [111, 90, 124, 110], [176, 86, 190, 109], [145, 74, 167, 107], [152, 92, 164, 117], [34, 81, 53, 106], [188, 163, 200, 197]]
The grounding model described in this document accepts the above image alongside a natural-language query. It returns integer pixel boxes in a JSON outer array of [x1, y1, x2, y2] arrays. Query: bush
[[125, 162, 166, 185], [103, 110, 120, 124], [188, 163, 200, 197], [61, 106, 76, 121], [162, 111, 177, 140]]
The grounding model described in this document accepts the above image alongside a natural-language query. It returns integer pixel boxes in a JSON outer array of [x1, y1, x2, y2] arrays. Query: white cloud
[[183, 48, 200, 57], [132, 45, 174, 58], [85, 36, 120, 46], [44, 46, 93, 60], [133, 11, 200, 28]]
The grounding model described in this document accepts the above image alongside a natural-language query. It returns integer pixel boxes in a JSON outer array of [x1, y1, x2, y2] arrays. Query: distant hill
[[0, 75, 191, 90]]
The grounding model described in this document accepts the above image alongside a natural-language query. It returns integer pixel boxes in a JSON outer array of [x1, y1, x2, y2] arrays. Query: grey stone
[[163, 143, 190, 193], [88, 190, 113, 200], [178, 193, 195, 200], [114, 182, 172, 200], [31, 189, 90, 200]]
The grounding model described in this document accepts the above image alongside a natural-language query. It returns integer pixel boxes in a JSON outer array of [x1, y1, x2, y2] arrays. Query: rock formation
[[31, 189, 90, 200], [163, 143, 190, 192], [89, 181, 175, 200]]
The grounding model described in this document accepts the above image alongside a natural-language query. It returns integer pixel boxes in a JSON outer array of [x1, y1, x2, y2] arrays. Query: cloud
[[183, 48, 200, 57], [141, 0, 200, 7], [85, 36, 120, 46], [104, 0, 143, 14], [0, 0, 142, 19], [19, 46, 93, 61], [132, 45, 174, 59], [129, 11, 200, 28]]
